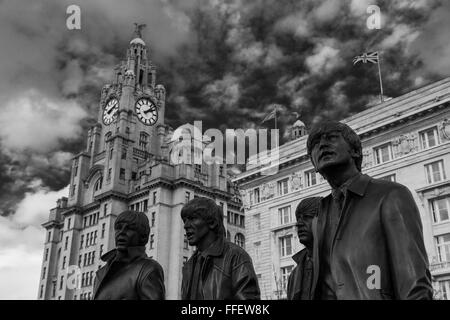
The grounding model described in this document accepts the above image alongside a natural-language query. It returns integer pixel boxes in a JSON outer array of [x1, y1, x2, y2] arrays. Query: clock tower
[[38, 25, 245, 300]]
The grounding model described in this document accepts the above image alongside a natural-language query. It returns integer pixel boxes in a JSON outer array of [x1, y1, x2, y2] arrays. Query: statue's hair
[[295, 197, 322, 221], [114, 210, 150, 245], [181, 197, 225, 237], [306, 121, 362, 172]]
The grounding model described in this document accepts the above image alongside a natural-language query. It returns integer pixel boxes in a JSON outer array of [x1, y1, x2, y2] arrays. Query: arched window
[[105, 131, 112, 149], [139, 132, 149, 150], [94, 177, 103, 192], [234, 233, 245, 248]]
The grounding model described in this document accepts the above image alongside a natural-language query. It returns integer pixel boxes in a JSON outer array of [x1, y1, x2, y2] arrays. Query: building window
[[436, 233, 450, 262], [78, 255, 82, 266], [254, 242, 261, 261], [119, 168, 125, 180], [227, 211, 231, 224], [103, 203, 108, 216], [277, 178, 289, 196], [379, 174, 396, 182], [374, 143, 393, 165], [67, 218, 71, 230], [439, 280, 450, 300], [45, 248, 49, 261], [139, 132, 149, 150], [94, 177, 103, 192], [281, 266, 294, 290], [184, 191, 191, 204], [73, 159, 78, 177], [278, 206, 292, 225], [109, 148, 114, 160], [425, 160, 446, 184], [151, 212, 155, 227], [184, 234, 189, 249], [59, 276, 64, 290], [253, 214, 261, 230], [62, 256, 66, 269], [143, 200, 148, 211], [105, 131, 112, 147], [121, 147, 127, 160], [80, 235, 84, 249], [253, 188, 260, 204], [279, 235, 293, 257], [305, 169, 317, 187], [234, 233, 245, 248], [101, 223, 106, 238], [42, 267, 46, 280], [226, 230, 231, 241], [40, 285, 44, 299], [431, 197, 450, 224], [107, 168, 112, 181], [150, 234, 154, 249], [64, 236, 69, 250], [52, 282, 56, 297], [153, 192, 157, 204], [420, 126, 439, 149], [132, 171, 137, 180], [47, 231, 51, 242], [100, 245, 104, 257], [71, 184, 76, 197], [194, 164, 201, 176]]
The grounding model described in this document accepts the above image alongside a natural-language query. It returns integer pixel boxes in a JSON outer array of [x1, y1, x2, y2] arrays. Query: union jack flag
[[353, 51, 379, 65]]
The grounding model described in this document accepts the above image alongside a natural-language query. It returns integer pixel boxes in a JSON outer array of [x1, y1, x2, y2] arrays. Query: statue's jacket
[[311, 174, 433, 300], [93, 246, 165, 300], [181, 236, 260, 300]]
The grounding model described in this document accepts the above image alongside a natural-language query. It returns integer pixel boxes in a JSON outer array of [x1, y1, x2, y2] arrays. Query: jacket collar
[[101, 246, 147, 264], [196, 236, 225, 258], [292, 248, 308, 264], [346, 173, 371, 197]]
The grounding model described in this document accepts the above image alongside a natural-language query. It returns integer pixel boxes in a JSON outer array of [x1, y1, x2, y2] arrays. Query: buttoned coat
[[311, 174, 432, 299]]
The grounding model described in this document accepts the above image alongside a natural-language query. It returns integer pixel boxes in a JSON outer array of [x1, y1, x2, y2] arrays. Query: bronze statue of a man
[[180, 197, 260, 300], [306, 120, 432, 299], [93, 210, 165, 300], [287, 197, 321, 300]]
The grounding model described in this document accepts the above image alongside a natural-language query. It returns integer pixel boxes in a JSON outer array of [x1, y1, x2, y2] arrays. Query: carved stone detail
[[393, 133, 417, 157], [440, 118, 450, 141], [289, 172, 302, 191]]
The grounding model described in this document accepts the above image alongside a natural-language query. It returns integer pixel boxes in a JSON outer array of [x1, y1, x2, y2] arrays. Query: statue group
[[93, 121, 433, 300]]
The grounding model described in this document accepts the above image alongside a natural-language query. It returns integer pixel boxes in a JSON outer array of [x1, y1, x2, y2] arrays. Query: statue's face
[[182, 212, 210, 247], [296, 213, 314, 247], [115, 220, 141, 251], [310, 130, 356, 174]]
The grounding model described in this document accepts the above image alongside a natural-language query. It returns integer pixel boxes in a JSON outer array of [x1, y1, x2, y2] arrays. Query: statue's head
[[306, 121, 362, 174], [114, 210, 150, 251], [181, 197, 225, 248], [295, 197, 322, 248]]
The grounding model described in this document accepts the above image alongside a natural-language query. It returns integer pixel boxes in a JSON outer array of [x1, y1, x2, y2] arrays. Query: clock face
[[135, 98, 158, 126], [103, 98, 119, 125]]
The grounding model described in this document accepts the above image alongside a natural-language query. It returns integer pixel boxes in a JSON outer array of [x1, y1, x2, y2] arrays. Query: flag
[[261, 108, 276, 123], [353, 51, 379, 65]]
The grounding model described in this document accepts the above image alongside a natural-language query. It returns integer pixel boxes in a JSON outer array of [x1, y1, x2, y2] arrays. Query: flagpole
[[274, 106, 277, 131], [377, 52, 384, 102]]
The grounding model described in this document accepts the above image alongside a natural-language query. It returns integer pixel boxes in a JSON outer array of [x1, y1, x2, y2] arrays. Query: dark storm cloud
[[0, 0, 449, 216]]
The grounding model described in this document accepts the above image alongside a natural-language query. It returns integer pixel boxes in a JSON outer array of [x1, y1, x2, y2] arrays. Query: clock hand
[[143, 108, 152, 115]]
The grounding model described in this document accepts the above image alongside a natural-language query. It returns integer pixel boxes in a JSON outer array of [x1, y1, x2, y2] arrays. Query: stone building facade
[[234, 78, 450, 299]]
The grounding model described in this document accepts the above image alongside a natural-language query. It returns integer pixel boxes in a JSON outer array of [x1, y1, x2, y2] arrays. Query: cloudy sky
[[0, 0, 449, 299]]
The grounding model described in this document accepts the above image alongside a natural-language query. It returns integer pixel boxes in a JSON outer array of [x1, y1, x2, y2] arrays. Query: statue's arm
[[137, 261, 166, 300], [231, 253, 261, 300], [381, 185, 433, 300]]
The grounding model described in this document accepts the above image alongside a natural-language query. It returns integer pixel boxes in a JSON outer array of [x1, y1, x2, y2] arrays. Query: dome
[[293, 119, 305, 127], [130, 38, 146, 46]]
